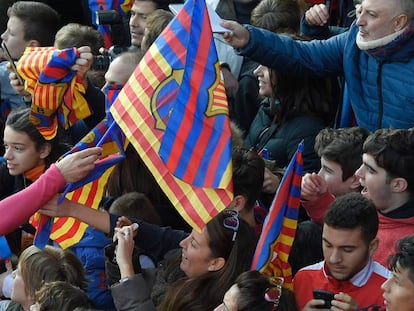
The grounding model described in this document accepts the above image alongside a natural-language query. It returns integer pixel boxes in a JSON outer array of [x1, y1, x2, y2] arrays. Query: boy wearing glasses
[[293, 193, 390, 311]]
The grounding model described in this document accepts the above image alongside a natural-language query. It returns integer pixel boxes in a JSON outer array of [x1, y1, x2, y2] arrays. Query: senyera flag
[[251, 141, 304, 290], [110, 0, 233, 231]]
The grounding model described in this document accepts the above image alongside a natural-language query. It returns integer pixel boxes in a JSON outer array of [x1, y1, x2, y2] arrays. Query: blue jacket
[[238, 23, 414, 132], [70, 227, 115, 310]]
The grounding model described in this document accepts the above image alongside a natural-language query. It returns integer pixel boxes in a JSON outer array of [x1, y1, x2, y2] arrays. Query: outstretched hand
[[220, 20, 250, 49], [56, 147, 102, 183]]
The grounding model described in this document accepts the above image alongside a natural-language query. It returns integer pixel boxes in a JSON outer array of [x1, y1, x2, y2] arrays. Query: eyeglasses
[[222, 209, 240, 242], [264, 276, 284, 307]]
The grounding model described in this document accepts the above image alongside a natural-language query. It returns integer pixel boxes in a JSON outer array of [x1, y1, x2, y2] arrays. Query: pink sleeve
[[301, 191, 335, 224], [0, 164, 66, 235]]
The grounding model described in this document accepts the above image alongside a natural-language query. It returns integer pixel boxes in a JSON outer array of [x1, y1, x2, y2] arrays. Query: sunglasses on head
[[264, 276, 284, 307], [222, 209, 240, 242]]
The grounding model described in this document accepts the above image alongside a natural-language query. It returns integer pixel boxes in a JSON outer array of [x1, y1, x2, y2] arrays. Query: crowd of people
[[1, 0, 414, 310]]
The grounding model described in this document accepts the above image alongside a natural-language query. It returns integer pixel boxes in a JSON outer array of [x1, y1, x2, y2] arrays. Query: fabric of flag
[[0, 235, 12, 260], [89, 0, 134, 49], [30, 214, 53, 249], [17, 47, 91, 140], [110, 0, 233, 232], [48, 83, 126, 249], [49, 166, 115, 249], [59, 82, 126, 202], [251, 141, 304, 290]]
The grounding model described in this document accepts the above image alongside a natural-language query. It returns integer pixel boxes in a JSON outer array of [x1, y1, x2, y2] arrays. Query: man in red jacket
[[356, 128, 414, 267], [293, 193, 390, 311]]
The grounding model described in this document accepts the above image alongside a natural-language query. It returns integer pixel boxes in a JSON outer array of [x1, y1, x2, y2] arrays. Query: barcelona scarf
[[17, 47, 92, 140], [110, 0, 233, 231], [251, 141, 304, 290]]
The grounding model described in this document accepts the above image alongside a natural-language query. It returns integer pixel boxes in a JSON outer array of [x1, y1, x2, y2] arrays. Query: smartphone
[[1, 42, 24, 85], [313, 289, 334, 309]]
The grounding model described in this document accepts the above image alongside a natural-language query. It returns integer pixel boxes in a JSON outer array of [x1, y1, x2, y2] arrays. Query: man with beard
[[293, 193, 391, 311], [355, 128, 414, 267]]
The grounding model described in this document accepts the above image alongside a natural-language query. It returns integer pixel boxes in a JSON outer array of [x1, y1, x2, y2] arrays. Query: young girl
[[0, 245, 88, 311], [1, 108, 69, 255]]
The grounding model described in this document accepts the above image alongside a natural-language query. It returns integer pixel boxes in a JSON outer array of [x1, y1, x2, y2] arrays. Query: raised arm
[[0, 147, 102, 235]]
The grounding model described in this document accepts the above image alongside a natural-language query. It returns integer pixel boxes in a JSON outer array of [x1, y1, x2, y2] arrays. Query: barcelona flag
[[110, 0, 233, 231], [251, 141, 304, 290], [30, 84, 126, 249], [51, 84, 126, 249]]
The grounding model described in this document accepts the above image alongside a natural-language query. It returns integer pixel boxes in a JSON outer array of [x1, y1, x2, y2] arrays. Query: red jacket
[[301, 191, 335, 224], [293, 259, 390, 310], [375, 213, 414, 267]]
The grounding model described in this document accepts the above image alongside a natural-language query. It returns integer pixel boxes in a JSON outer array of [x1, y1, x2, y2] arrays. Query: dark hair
[[232, 147, 265, 210], [141, 9, 173, 51], [269, 38, 335, 125], [250, 0, 335, 125], [315, 127, 370, 181], [159, 210, 257, 310], [7, 1, 60, 46], [324, 192, 378, 245], [289, 220, 323, 275], [105, 145, 165, 205], [35, 281, 95, 311], [363, 128, 414, 194], [18, 245, 88, 299], [278, 287, 300, 311], [230, 270, 299, 311], [235, 270, 274, 311], [388, 235, 414, 284], [251, 0, 301, 34], [109, 191, 162, 225], [5, 108, 69, 167]]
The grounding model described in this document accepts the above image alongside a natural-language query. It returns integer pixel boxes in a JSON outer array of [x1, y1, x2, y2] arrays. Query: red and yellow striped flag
[[17, 47, 91, 140], [251, 141, 304, 290]]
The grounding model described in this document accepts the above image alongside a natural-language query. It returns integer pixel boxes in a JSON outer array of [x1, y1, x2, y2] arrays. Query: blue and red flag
[[30, 83, 126, 249], [110, 0, 233, 231], [17, 47, 91, 140], [251, 141, 304, 290]]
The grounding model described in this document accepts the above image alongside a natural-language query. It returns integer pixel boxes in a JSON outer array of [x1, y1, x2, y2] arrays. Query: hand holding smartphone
[[313, 289, 334, 309], [1, 42, 24, 85]]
